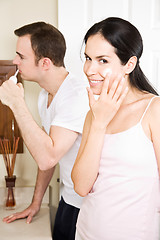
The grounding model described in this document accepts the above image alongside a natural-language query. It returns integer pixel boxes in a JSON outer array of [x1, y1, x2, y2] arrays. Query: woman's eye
[[100, 59, 107, 63]]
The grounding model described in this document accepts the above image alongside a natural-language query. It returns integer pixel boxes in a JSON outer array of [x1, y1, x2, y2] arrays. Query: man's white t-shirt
[[38, 72, 89, 208]]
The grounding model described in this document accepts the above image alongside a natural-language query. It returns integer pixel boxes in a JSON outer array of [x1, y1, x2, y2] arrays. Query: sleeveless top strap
[[140, 96, 159, 124]]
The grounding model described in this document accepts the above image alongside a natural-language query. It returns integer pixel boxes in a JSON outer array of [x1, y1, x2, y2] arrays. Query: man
[[0, 22, 89, 240]]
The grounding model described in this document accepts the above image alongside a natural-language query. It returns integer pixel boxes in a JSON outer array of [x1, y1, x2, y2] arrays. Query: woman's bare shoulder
[[150, 95, 160, 108], [148, 94, 160, 119]]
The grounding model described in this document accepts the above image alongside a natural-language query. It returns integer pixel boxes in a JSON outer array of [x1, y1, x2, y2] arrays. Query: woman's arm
[[71, 110, 106, 197], [149, 98, 160, 174], [72, 75, 128, 196]]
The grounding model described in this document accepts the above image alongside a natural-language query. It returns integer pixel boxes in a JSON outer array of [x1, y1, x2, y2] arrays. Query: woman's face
[[83, 33, 126, 95]]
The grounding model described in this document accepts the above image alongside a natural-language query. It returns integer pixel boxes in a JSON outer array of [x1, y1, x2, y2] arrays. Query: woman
[[71, 17, 160, 240]]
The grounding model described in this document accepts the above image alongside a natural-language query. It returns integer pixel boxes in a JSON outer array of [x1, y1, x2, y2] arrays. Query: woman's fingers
[[100, 72, 111, 98], [112, 77, 126, 101], [100, 72, 125, 101], [101, 72, 127, 104], [87, 87, 95, 107], [107, 74, 123, 99], [117, 86, 128, 105]]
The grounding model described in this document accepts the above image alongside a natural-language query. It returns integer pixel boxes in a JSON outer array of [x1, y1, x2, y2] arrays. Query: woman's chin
[[90, 86, 102, 95]]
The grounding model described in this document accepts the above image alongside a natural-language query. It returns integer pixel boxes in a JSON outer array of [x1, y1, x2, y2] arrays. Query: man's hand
[[3, 202, 40, 224], [0, 80, 24, 109]]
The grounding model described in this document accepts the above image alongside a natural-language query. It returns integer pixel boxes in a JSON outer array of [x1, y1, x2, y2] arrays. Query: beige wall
[[0, 0, 59, 227]]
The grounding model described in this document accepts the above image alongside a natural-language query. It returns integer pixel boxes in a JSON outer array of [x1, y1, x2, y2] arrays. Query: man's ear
[[40, 57, 51, 70], [125, 56, 137, 74]]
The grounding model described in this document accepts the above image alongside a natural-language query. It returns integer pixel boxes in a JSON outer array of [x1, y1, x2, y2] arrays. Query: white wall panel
[[151, 0, 160, 28], [58, 0, 88, 79], [85, 0, 130, 26], [151, 52, 160, 92], [58, 0, 160, 92]]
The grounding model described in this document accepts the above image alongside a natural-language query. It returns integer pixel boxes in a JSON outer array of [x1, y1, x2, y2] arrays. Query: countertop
[[0, 187, 52, 240]]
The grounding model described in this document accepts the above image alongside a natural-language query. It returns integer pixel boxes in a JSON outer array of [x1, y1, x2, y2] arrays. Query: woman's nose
[[84, 62, 97, 76]]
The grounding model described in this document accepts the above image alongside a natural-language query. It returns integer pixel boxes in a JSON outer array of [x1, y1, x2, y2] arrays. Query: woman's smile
[[88, 78, 104, 86]]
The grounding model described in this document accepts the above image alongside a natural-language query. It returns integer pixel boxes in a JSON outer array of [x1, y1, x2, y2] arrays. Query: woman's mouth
[[89, 79, 103, 86]]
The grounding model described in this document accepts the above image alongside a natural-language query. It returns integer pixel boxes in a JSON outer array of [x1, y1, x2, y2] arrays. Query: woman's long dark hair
[[84, 17, 158, 95]]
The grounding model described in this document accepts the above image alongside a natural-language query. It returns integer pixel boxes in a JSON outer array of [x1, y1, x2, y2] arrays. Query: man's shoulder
[[67, 72, 88, 87], [38, 89, 47, 102], [60, 72, 88, 96], [55, 73, 89, 110]]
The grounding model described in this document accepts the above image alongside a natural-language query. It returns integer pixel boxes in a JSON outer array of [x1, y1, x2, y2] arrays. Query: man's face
[[13, 35, 40, 82]]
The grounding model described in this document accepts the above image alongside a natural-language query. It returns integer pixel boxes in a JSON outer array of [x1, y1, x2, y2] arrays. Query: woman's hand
[[87, 73, 128, 130]]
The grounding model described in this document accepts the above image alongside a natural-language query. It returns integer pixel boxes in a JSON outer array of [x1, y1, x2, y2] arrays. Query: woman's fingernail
[[121, 77, 126, 83]]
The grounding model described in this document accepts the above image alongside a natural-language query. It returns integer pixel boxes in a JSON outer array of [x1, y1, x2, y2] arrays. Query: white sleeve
[[52, 90, 89, 134]]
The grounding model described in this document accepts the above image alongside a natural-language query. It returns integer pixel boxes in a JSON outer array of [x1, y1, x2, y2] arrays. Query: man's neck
[[39, 66, 69, 96]]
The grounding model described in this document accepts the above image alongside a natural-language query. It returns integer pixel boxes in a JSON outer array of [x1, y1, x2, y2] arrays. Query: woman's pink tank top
[[77, 96, 160, 240]]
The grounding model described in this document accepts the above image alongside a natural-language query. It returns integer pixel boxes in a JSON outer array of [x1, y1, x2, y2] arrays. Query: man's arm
[[32, 167, 55, 207], [0, 80, 78, 170], [1, 79, 80, 223], [3, 122, 78, 223], [3, 167, 55, 223]]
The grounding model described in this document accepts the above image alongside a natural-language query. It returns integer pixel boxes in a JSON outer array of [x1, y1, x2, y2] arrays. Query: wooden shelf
[[0, 60, 23, 153]]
